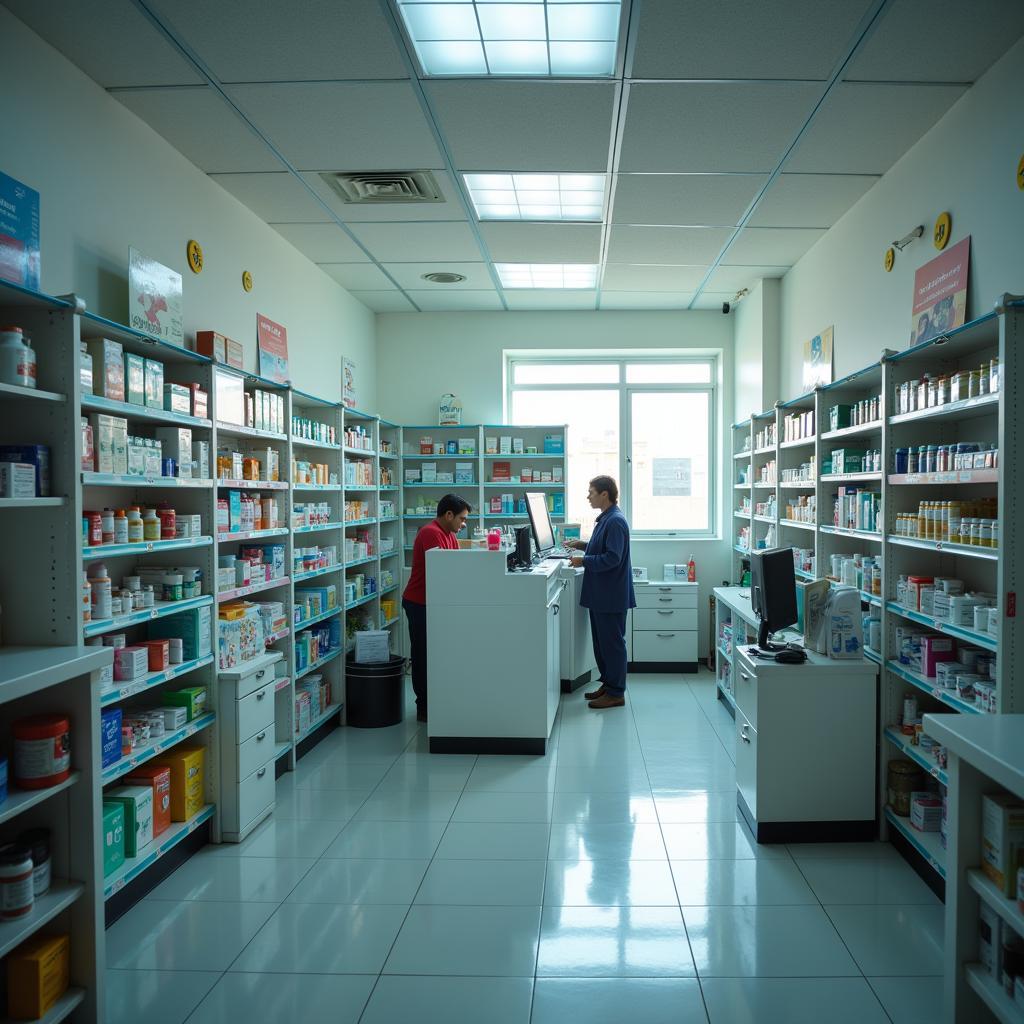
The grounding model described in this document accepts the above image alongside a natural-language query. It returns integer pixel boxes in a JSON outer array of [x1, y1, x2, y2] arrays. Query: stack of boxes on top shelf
[[782, 407, 814, 442]]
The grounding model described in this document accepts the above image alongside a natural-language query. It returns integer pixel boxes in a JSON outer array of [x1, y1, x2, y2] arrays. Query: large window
[[507, 357, 717, 537]]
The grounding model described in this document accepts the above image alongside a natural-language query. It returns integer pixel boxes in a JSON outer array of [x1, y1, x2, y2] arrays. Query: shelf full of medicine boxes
[[734, 409, 778, 581], [731, 418, 753, 582], [377, 420, 404, 657]]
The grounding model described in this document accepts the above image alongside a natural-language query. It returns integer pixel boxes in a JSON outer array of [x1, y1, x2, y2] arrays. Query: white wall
[[778, 35, 1024, 398], [377, 309, 734, 655], [733, 279, 781, 420], [0, 7, 375, 404]]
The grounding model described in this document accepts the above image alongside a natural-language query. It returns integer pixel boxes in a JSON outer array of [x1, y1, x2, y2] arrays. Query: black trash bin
[[345, 653, 406, 728]]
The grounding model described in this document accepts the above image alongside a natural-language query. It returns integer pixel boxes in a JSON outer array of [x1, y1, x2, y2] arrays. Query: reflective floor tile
[[544, 859, 680, 906], [230, 903, 407, 974], [465, 763, 558, 793], [361, 976, 533, 1024], [206, 817, 344, 859], [684, 906, 859, 977], [187, 972, 376, 1024], [787, 841, 901, 861], [272, 787, 370, 821], [378, 760, 476, 791], [553, 765, 652, 793], [867, 976, 945, 1024], [384, 905, 541, 976], [825, 905, 944, 976], [647, 768, 737, 792], [435, 821, 551, 860], [671, 858, 817, 906], [295, 760, 391, 790], [286, 857, 429, 905], [537, 905, 694, 977], [549, 792, 658, 824], [653, 790, 742, 823], [323, 819, 448, 859], [145, 854, 315, 902], [352, 789, 461, 822], [453, 790, 554, 823], [548, 822, 667, 860], [107, 900, 277, 972], [798, 856, 941, 905], [701, 978, 891, 1024], [532, 978, 707, 1024], [106, 969, 220, 1024], [415, 858, 545, 905], [662, 823, 789, 860]]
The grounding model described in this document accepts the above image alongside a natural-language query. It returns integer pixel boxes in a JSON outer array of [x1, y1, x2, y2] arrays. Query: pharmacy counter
[[426, 549, 563, 754], [556, 563, 596, 692]]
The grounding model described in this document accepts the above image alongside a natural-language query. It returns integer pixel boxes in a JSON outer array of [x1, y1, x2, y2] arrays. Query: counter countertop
[[923, 714, 1024, 799]]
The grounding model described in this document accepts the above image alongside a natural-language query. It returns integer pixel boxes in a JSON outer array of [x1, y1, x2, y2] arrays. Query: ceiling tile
[[723, 227, 825, 265], [785, 82, 967, 174], [350, 291, 417, 313], [599, 292, 696, 309], [382, 263, 495, 290], [479, 224, 602, 263], [631, 0, 875, 80], [606, 226, 731, 265], [300, 171, 467, 223], [210, 173, 332, 222], [4, 0, 203, 87], [505, 291, 598, 310], [749, 173, 879, 228], [612, 174, 765, 226], [426, 81, 616, 171], [601, 265, 709, 292], [620, 82, 821, 173], [704, 265, 788, 292], [270, 223, 368, 262], [691, 292, 740, 311], [318, 264, 397, 291], [149, 0, 409, 82], [346, 222, 483, 262], [845, 0, 1024, 82], [115, 87, 282, 172], [403, 290, 505, 312], [227, 82, 442, 170]]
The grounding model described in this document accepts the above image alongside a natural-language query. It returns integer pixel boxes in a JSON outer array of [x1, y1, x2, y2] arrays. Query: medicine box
[[214, 368, 245, 425], [829, 404, 853, 431], [0, 444, 50, 496], [830, 448, 866, 474], [0, 462, 35, 499], [163, 686, 206, 721], [195, 330, 244, 368], [101, 708, 123, 768], [164, 383, 191, 414], [154, 427, 192, 478], [155, 705, 188, 731], [921, 636, 955, 677], [125, 764, 172, 838], [85, 338, 125, 401], [982, 793, 1024, 896], [113, 646, 148, 682], [124, 352, 145, 405], [102, 801, 126, 876], [144, 358, 164, 408], [543, 434, 564, 454], [150, 744, 205, 821], [192, 440, 210, 478], [229, 489, 242, 532], [6, 933, 70, 1020], [105, 784, 154, 856], [979, 901, 1002, 976], [189, 383, 208, 418], [148, 604, 211, 661], [0, 170, 40, 290], [139, 639, 169, 671]]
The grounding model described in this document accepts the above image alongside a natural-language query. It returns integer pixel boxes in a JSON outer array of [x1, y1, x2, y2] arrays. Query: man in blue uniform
[[567, 475, 636, 709]]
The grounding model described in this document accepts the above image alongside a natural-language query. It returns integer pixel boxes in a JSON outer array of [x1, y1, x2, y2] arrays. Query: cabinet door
[[547, 597, 560, 729], [736, 711, 757, 821], [734, 657, 758, 729]]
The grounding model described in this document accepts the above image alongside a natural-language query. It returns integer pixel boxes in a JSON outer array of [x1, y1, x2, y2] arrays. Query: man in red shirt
[[402, 493, 471, 722]]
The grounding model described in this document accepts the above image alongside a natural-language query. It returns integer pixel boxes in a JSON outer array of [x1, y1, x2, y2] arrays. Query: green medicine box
[[124, 353, 145, 406], [830, 448, 867, 474], [829, 404, 853, 431], [162, 686, 207, 721], [105, 785, 154, 857], [102, 801, 125, 877]]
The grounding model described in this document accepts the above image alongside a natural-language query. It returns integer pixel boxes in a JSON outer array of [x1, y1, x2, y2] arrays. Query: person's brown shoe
[[584, 684, 606, 700], [588, 694, 625, 709]]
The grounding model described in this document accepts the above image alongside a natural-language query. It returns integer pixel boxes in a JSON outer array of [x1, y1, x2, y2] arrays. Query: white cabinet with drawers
[[218, 651, 283, 842], [628, 581, 699, 672]]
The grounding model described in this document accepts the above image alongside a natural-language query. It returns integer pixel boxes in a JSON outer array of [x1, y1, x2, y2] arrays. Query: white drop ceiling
[[7, 0, 1023, 313]]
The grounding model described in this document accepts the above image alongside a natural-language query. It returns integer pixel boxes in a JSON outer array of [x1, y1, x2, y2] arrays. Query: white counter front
[[426, 549, 564, 754]]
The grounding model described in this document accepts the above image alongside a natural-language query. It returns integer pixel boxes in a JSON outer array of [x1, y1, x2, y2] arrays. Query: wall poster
[[128, 247, 183, 346], [909, 236, 970, 348], [257, 313, 290, 384], [802, 325, 834, 390]]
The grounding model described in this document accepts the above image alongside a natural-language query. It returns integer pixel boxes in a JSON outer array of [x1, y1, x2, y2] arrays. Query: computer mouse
[[775, 646, 807, 664]]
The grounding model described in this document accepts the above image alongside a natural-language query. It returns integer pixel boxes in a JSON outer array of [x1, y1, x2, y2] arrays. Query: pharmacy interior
[[1, 2, 1024, 1022]]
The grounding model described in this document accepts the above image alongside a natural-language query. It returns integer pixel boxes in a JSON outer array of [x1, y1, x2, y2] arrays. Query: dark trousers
[[403, 599, 428, 711], [589, 610, 628, 697]]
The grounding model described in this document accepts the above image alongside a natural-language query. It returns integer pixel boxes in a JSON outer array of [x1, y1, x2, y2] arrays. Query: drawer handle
[[256, 669, 266, 679], [658, 598, 673, 603], [740, 725, 751, 744], [658, 587, 671, 592], [256, 767, 267, 778], [739, 672, 750, 682], [656, 632, 674, 638], [657, 610, 673, 615], [256, 731, 266, 741], [256, 689, 267, 700]]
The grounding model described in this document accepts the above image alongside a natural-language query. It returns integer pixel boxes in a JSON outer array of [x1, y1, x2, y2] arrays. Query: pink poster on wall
[[256, 313, 289, 384], [909, 236, 970, 348]]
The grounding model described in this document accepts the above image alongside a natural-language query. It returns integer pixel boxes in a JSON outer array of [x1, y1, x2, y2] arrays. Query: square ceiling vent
[[319, 170, 445, 204]]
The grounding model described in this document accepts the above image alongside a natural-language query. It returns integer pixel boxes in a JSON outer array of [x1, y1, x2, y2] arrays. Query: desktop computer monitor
[[525, 492, 556, 557], [750, 547, 798, 651], [513, 524, 533, 568]]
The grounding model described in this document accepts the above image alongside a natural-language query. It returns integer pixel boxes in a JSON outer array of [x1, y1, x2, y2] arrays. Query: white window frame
[[505, 355, 718, 539]]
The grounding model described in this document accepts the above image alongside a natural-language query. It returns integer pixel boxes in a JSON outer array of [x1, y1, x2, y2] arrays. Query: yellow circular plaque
[[933, 211, 952, 250], [884, 247, 895, 273], [186, 239, 203, 274], [1017, 153, 1024, 190], [242, 270, 253, 292]]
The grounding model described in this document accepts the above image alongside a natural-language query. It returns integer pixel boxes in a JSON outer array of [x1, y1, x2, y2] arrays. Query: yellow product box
[[7, 933, 70, 1020], [150, 745, 205, 821]]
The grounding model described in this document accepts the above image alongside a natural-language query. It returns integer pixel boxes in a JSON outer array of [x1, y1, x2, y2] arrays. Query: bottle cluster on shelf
[[894, 358, 1000, 414], [780, 458, 814, 483], [829, 552, 882, 595], [345, 573, 376, 604], [791, 546, 815, 577], [484, 433, 561, 456], [344, 499, 372, 521], [894, 622, 997, 710], [216, 543, 285, 593], [84, 502, 202, 548], [782, 408, 814, 442], [293, 545, 337, 574], [783, 494, 814, 523], [217, 446, 279, 483], [893, 498, 998, 546], [85, 560, 202, 621], [380, 499, 397, 518], [823, 448, 874, 475], [344, 459, 374, 487], [293, 458, 335, 487], [344, 424, 373, 451], [737, 496, 752, 515], [828, 395, 880, 431], [832, 486, 880, 532], [754, 422, 776, 449], [755, 495, 776, 518], [291, 415, 336, 445], [758, 460, 777, 485], [380, 464, 394, 486], [896, 573, 999, 638], [292, 501, 333, 528], [217, 492, 283, 533], [295, 618, 342, 672], [894, 442, 999, 475], [295, 675, 333, 736]]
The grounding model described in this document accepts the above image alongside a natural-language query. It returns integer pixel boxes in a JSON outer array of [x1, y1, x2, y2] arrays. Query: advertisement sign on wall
[[909, 235, 970, 347], [128, 247, 184, 346], [257, 314, 290, 384]]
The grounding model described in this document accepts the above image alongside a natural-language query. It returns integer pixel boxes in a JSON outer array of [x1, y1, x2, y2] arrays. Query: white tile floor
[[106, 671, 945, 1023]]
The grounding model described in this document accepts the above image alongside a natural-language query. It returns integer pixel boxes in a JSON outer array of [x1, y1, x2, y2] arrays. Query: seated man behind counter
[[402, 493, 471, 723]]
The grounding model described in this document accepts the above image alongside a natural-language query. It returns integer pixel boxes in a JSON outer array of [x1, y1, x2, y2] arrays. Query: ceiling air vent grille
[[319, 170, 444, 204]]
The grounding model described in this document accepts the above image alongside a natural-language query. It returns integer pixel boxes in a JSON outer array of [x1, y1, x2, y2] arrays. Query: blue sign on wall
[[0, 171, 40, 290]]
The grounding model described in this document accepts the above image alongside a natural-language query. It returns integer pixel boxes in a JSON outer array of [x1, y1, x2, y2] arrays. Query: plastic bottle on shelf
[[687, 555, 696, 583], [127, 507, 144, 543], [0, 326, 37, 389]]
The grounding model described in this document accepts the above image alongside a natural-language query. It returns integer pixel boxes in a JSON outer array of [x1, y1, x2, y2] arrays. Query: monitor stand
[[757, 618, 787, 653]]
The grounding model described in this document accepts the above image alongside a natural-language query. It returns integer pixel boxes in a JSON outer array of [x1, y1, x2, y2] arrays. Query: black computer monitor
[[750, 547, 798, 651], [525, 492, 556, 556], [513, 524, 533, 568]]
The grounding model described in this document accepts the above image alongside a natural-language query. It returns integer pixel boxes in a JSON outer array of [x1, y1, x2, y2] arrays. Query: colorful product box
[[6, 933, 69, 1020], [150, 745, 205, 821], [543, 434, 564, 454], [0, 170, 41, 290], [164, 383, 191, 414], [101, 708, 123, 768], [155, 706, 188, 731], [147, 604, 211, 661], [0, 462, 35, 498], [125, 764, 172, 837], [124, 352, 145, 405], [85, 338, 124, 402], [139, 639, 170, 671], [921, 635, 956, 677], [830, 448, 866, 474], [982, 793, 1024, 896], [144, 358, 164, 408], [162, 686, 207, 721], [0, 444, 50, 496], [188, 383, 208, 418], [153, 427, 192, 478], [104, 785, 154, 856], [195, 331, 244, 368], [102, 801, 126, 876], [113, 646, 148, 682]]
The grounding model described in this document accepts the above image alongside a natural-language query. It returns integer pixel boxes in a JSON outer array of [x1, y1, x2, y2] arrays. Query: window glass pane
[[513, 362, 618, 385], [511, 389, 618, 538], [630, 391, 710, 532], [626, 362, 712, 384]]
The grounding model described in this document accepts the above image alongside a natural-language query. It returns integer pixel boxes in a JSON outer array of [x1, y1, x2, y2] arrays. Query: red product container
[[157, 503, 176, 540], [12, 715, 71, 789]]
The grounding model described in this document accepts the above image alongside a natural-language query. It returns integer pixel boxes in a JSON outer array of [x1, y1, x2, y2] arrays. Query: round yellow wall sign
[[933, 212, 952, 250], [242, 270, 253, 293], [884, 247, 895, 272], [186, 239, 204, 274]]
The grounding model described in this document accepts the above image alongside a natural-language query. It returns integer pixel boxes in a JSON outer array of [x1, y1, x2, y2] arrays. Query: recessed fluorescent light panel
[[397, 2, 622, 76], [465, 173, 606, 221], [496, 263, 598, 288]]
